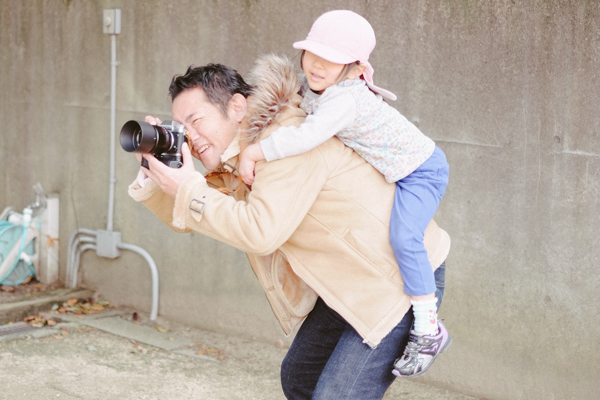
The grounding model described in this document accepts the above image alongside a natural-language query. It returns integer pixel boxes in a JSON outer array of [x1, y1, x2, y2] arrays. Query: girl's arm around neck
[[260, 88, 357, 162]]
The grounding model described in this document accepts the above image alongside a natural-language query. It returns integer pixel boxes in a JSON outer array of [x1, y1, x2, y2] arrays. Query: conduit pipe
[[66, 228, 96, 286], [66, 10, 159, 321], [117, 243, 159, 321], [71, 243, 97, 287], [106, 33, 117, 232]]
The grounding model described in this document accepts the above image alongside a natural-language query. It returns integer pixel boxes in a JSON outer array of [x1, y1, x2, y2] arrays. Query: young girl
[[240, 10, 451, 378]]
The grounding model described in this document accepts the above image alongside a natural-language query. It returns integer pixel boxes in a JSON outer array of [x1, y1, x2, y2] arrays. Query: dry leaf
[[155, 326, 168, 333], [195, 346, 226, 360]]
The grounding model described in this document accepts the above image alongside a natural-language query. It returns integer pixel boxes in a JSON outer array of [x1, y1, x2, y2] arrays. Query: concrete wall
[[1, 1, 598, 399]]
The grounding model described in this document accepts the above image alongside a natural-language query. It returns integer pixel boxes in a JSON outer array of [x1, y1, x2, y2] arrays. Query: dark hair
[[169, 64, 252, 117]]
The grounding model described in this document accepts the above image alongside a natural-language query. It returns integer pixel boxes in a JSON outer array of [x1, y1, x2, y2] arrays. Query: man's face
[[172, 87, 240, 170]]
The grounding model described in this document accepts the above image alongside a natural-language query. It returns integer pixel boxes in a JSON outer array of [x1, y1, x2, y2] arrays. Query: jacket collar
[[220, 128, 241, 172]]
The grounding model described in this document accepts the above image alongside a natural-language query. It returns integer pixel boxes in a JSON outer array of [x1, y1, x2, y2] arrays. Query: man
[[128, 55, 450, 399]]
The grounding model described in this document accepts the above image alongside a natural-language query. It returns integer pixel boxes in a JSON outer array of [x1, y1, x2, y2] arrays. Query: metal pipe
[[66, 229, 97, 287], [72, 243, 97, 288], [106, 33, 118, 232], [65, 13, 159, 322], [67, 235, 96, 288], [117, 242, 159, 321], [68, 236, 95, 269], [67, 228, 97, 256], [67, 237, 160, 321]]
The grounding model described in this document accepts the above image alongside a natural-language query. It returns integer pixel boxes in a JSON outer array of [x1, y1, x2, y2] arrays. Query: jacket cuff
[[260, 137, 280, 162], [172, 171, 210, 230], [128, 178, 161, 202]]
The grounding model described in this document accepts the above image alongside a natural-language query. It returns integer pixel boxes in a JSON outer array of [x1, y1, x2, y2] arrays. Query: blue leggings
[[389, 146, 449, 296]]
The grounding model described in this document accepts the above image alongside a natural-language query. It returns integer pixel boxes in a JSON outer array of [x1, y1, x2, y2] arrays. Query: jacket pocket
[[342, 228, 399, 279]]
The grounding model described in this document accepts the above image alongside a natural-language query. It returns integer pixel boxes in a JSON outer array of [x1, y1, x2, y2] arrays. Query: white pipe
[[72, 243, 97, 288], [117, 242, 159, 321], [66, 229, 97, 287], [67, 240, 159, 321], [67, 235, 96, 288], [65, 17, 160, 321], [106, 33, 118, 232], [67, 228, 97, 254], [67, 233, 96, 269]]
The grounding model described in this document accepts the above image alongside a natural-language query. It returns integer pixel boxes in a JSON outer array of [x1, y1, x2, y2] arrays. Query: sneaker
[[392, 320, 452, 378]]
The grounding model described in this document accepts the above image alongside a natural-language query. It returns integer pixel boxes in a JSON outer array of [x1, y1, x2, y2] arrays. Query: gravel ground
[[0, 310, 478, 400]]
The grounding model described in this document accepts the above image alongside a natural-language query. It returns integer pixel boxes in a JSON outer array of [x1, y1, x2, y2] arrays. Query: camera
[[120, 120, 188, 168]]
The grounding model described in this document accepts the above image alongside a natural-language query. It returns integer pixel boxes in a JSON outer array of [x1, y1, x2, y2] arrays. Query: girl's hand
[[239, 153, 257, 185], [239, 143, 265, 186]]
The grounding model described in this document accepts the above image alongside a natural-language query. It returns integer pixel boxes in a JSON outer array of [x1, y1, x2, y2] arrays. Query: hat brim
[[293, 39, 397, 101], [293, 40, 357, 65]]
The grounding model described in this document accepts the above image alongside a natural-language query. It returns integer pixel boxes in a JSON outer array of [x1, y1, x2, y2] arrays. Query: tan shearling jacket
[[128, 54, 450, 347]]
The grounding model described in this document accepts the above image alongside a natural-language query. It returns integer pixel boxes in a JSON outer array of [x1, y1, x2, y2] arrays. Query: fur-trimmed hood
[[242, 54, 302, 144]]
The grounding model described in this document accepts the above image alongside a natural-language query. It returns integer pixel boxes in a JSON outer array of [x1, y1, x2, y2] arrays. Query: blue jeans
[[390, 146, 449, 296], [280, 263, 447, 399]]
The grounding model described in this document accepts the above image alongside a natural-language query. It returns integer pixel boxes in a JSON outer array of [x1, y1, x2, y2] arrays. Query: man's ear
[[347, 63, 367, 80], [229, 93, 248, 123]]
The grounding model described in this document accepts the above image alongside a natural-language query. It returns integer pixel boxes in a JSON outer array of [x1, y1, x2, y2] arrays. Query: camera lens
[[133, 131, 142, 148], [120, 120, 186, 169], [120, 120, 171, 154]]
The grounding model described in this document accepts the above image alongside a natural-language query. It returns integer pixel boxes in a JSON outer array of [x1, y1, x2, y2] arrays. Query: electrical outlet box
[[96, 230, 122, 259], [103, 9, 121, 34]]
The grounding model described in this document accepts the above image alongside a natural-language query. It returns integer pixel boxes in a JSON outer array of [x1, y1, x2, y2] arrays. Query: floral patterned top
[[259, 78, 435, 182]]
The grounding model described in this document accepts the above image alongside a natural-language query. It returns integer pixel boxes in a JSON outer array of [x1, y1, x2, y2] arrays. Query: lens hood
[[120, 120, 160, 153]]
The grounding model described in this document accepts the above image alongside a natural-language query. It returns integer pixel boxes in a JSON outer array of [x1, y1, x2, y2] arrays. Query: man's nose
[[186, 127, 200, 141]]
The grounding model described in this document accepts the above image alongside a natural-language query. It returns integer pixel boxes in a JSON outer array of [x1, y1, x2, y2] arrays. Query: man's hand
[[141, 142, 199, 198], [145, 115, 163, 126], [133, 116, 164, 165], [239, 143, 266, 185]]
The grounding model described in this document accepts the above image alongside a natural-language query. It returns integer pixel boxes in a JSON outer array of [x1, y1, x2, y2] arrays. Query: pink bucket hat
[[293, 10, 397, 101]]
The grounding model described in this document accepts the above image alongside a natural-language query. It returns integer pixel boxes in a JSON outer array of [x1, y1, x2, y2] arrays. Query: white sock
[[411, 298, 438, 335]]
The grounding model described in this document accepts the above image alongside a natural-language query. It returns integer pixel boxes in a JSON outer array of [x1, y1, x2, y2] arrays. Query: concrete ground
[[0, 285, 478, 400]]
